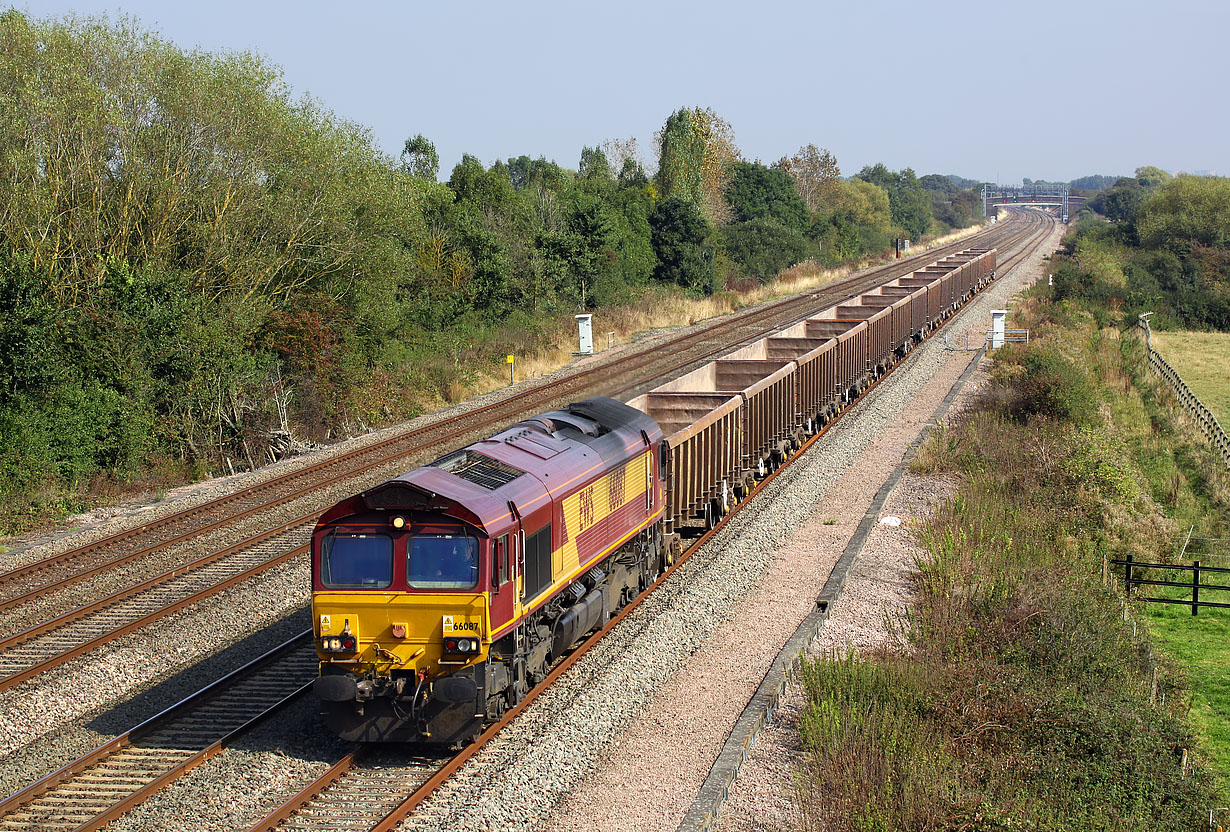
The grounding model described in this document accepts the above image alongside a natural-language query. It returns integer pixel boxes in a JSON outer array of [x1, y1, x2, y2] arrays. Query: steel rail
[[245, 211, 1056, 832], [0, 538, 307, 692], [0, 221, 1023, 613], [0, 632, 316, 832], [0, 225, 1033, 693]]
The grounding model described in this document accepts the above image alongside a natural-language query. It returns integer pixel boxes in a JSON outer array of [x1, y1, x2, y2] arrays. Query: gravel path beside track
[[705, 473, 956, 832]]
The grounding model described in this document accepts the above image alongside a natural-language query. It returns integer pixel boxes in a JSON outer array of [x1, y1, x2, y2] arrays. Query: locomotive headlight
[[391, 515, 406, 530], [321, 635, 358, 653], [443, 637, 480, 654]]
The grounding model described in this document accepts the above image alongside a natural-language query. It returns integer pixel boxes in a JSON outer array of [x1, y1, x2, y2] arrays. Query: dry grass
[[1151, 330, 1230, 426]]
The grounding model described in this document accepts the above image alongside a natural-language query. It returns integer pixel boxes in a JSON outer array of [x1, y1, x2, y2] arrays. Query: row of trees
[[0, 10, 983, 530], [1056, 169, 1230, 329]]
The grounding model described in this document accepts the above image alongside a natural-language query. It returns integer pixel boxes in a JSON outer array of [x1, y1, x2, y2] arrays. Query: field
[[1152, 330, 1230, 426], [1144, 598, 1230, 787]]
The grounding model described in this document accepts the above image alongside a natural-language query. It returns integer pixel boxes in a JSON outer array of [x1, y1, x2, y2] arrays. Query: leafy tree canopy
[[655, 107, 740, 225], [776, 145, 841, 214], [856, 164, 932, 239], [721, 219, 809, 283], [649, 197, 716, 295], [725, 161, 809, 231], [919, 174, 957, 195], [1070, 174, 1121, 191], [578, 146, 612, 184], [1136, 175, 1230, 253], [828, 179, 893, 232], [401, 134, 439, 181]]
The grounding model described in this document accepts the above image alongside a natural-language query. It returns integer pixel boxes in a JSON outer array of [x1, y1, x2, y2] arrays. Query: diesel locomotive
[[311, 245, 1000, 745], [311, 397, 669, 744]]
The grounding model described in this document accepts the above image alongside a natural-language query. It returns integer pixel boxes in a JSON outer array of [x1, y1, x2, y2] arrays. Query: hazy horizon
[[12, 0, 1229, 185]]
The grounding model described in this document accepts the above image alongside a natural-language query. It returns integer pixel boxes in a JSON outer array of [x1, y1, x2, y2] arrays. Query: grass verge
[[793, 288, 1228, 830]]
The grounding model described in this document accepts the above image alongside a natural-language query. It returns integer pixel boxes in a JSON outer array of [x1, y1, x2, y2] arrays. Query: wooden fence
[[1112, 555, 1230, 615], [1138, 325, 1230, 469]]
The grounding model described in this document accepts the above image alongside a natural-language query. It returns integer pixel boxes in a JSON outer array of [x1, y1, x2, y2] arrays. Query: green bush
[[720, 218, 810, 283], [994, 344, 1098, 424]]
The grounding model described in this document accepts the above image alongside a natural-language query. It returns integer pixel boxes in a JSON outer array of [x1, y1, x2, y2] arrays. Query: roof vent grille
[[429, 450, 524, 490]]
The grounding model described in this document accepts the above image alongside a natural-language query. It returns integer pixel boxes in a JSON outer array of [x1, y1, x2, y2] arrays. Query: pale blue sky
[[16, 0, 1230, 184]]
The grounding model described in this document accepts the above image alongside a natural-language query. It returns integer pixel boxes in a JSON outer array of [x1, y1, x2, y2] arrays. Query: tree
[[725, 162, 809, 231], [1092, 177, 1147, 224], [601, 137, 644, 179], [778, 145, 841, 214], [856, 164, 932, 239], [721, 219, 809, 283], [401, 134, 439, 181], [649, 197, 716, 294], [1135, 166, 1172, 189], [816, 179, 894, 258], [1070, 174, 1121, 191], [829, 179, 893, 232], [578, 146, 612, 184], [1136, 175, 1230, 253], [504, 156, 568, 193], [655, 107, 740, 225], [919, 174, 957, 196]]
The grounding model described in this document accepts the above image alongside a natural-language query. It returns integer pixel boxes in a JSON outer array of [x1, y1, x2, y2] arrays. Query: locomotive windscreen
[[321, 533, 394, 589], [409, 535, 479, 590]]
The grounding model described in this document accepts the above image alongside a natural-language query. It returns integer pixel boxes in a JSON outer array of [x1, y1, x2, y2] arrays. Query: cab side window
[[493, 534, 510, 588], [521, 524, 552, 601]]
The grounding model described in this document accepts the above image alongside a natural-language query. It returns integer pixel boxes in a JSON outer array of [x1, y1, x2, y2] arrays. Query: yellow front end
[[315, 591, 489, 672], [312, 591, 492, 744]]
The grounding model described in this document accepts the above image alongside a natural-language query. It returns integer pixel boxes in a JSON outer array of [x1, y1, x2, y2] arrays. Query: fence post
[[1192, 560, 1200, 616], [1124, 554, 1134, 595]]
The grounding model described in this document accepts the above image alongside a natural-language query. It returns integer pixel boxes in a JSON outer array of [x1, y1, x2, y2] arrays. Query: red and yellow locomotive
[[311, 397, 668, 744]]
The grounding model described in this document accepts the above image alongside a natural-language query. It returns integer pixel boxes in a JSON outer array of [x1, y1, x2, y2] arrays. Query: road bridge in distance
[[981, 184, 1085, 222]]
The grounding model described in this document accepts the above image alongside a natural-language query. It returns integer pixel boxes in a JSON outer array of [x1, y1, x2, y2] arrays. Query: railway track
[[0, 221, 1021, 604], [237, 209, 1059, 832], [0, 211, 1056, 832], [0, 218, 1039, 695], [0, 633, 316, 832]]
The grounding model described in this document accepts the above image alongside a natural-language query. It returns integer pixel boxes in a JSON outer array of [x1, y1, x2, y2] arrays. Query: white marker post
[[575, 314, 593, 355], [990, 310, 1007, 349]]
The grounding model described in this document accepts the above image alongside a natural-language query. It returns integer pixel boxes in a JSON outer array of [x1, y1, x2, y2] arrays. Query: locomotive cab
[[312, 508, 503, 744]]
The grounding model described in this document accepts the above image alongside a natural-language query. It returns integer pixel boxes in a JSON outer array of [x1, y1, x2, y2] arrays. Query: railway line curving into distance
[[0, 209, 1057, 832]]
